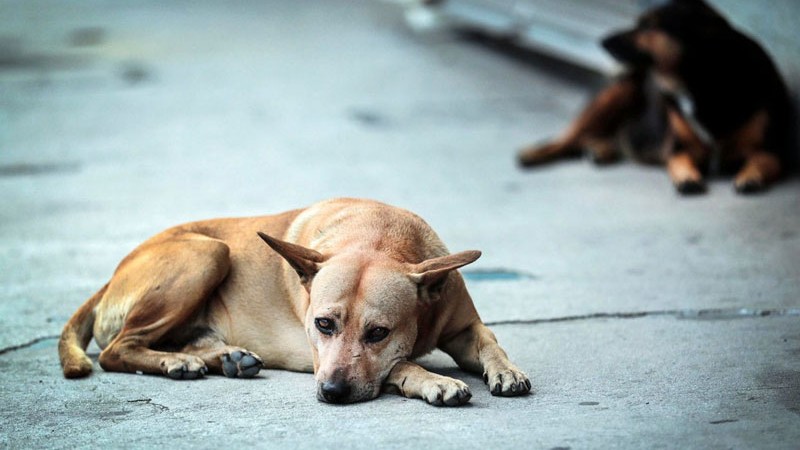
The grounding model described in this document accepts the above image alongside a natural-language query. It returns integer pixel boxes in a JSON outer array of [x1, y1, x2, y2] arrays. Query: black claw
[[525, 379, 532, 390], [482, 372, 488, 384], [461, 390, 472, 404]]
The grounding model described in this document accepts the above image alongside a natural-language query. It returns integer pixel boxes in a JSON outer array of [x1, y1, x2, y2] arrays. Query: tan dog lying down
[[59, 198, 531, 405]]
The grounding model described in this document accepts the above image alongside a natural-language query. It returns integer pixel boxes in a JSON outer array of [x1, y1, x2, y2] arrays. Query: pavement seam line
[[0, 334, 59, 355], [127, 398, 170, 412], [484, 307, 800, 327]]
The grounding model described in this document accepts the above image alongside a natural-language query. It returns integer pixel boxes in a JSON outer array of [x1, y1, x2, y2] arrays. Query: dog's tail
[[58, 283, 106, 378]]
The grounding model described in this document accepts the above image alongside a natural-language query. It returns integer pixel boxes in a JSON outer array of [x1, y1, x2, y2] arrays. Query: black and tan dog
[[59, 198, 531, 405], [518, 0, 792, 194]]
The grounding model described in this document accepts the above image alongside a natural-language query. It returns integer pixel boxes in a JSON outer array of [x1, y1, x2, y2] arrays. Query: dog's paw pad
[[221, 350, 263, 378], [421, 377, 471, 407], [163, 357, 207, 380], [485, 367, 531, 397], [675, 179, 706, 195]]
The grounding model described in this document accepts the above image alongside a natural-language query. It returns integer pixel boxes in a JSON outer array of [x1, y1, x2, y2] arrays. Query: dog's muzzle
[[601, 30, 653, 67], [318, 380, 353, 404]]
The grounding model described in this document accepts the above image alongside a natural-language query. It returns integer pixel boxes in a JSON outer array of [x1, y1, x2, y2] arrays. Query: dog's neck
[[653, 72, 684, 96]]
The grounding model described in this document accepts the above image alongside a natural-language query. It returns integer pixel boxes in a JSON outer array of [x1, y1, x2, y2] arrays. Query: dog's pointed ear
[[257, 232, 325, 286], [409, 250, 481, 301]]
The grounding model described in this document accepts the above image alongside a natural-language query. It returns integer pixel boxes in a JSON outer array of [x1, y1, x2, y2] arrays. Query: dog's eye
[[365, 327, 389, 343], [315, 318, 335, 335]]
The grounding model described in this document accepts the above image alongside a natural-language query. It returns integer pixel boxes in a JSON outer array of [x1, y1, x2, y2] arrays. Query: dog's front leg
[[734, 151, 781, 193], [666, 107, 709, 194], [440, 322, 531, 397], [382, 361, 472, 406]]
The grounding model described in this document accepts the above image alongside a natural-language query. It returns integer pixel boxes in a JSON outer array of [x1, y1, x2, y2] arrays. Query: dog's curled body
[[59, 198, 530, 405]]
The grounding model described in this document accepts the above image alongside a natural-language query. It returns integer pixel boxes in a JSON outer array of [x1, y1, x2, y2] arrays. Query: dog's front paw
[[161, 355, 207, 380], [517, 142, 581, 168], [483, 366, 531, 397], [221, 350, 263, 378], [420, 377, 472, 406], [675, 179, 706, 196], [734, 176, 767, 194]]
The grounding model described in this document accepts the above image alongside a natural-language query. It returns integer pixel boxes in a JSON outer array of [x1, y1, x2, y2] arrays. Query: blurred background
[[411, 0, 800, 85]]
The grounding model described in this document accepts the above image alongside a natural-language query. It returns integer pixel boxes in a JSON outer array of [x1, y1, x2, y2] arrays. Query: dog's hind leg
[[517, 72, 645, 167], [179, 333, 264, 378], [96, 233, 231, 379], [439, 322, 531, 397]]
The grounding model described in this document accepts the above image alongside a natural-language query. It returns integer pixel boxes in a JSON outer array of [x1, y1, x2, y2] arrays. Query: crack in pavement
[[126, 398, 169, 412], [1, 308, 797, 355], [0, 334, 59, 355], [484, 307, 800, 327]]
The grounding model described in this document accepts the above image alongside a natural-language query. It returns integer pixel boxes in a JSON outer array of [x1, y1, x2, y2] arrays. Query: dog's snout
[[602, 30, 652, 66], [319, 380, 352, 403], [601, 32, 626, 53]]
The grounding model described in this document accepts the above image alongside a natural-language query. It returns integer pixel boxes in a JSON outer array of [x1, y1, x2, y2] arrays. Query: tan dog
[[59, 198, 531, 405]]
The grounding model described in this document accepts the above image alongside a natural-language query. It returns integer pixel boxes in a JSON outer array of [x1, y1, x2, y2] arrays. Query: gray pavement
[[1, 1, 799, 448]]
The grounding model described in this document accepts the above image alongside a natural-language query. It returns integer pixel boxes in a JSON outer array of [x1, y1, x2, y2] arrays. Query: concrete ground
[[1, 0, 799, 448]]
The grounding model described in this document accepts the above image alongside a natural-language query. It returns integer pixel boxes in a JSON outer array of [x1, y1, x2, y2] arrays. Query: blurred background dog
[[516, 0, 792, 195]]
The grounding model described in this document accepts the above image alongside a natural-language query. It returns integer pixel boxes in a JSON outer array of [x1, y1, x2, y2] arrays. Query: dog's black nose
[[320, 380, 352, 403], [601, 30, 653, 66]]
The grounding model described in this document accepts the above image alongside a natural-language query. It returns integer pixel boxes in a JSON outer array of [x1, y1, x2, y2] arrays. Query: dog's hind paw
[[484, 367, 531, 397], [162, 355, 208, 380], [221, 350, 263, 378]]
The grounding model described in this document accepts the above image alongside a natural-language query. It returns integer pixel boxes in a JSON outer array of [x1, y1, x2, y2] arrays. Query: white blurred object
[[399, 0, 661, 75], [404, 3, 446, 32]]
